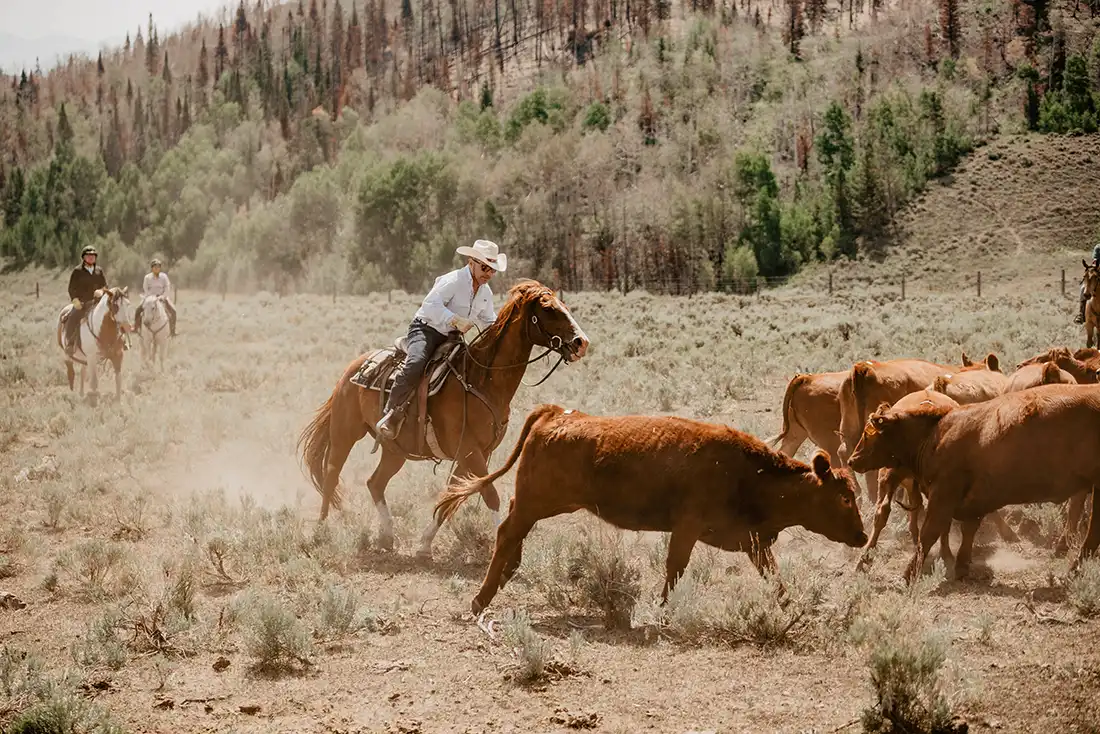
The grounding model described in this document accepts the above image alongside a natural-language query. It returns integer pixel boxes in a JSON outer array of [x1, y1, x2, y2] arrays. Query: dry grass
[[3, 139, 1100, 729]]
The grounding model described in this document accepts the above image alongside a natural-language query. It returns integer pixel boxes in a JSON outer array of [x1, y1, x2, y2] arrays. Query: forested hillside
[[1, 0, 1098, 294]]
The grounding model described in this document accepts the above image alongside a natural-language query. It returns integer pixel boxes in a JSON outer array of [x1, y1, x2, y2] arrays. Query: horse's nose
[[571, 334, 590, 359]]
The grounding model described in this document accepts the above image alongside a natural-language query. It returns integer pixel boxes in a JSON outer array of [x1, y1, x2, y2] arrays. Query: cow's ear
[[811, 450, 831, 480], [986, 353, 1000, 372], [961, 352, 972, 367], [874, 401, 891, 416]]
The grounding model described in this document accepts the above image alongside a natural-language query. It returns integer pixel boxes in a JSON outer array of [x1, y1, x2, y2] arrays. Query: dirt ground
[[4, 135, 1100, 733]]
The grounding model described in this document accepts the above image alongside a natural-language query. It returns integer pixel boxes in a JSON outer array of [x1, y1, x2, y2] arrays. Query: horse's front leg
[[417, 449, 494, 560]]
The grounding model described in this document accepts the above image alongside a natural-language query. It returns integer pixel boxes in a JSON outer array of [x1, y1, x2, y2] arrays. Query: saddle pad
[[350, 347, 454, 398]]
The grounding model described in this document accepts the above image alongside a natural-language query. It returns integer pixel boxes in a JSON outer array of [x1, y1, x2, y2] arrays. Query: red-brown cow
[[770, 370, 847, 460], [435, 404, 868, 615], [847, 384, 1100, 583], [837, 354, 999, 503], [1003, 361, 1076, 393], [857, 388, 1017, 571], [1016, 346, 1100, 384]]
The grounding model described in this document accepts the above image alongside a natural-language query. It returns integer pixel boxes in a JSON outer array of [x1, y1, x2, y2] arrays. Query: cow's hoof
[[377, 534, 395, 553]]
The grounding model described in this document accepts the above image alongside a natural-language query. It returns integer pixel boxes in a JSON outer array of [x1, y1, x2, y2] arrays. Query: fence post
[[1062, 269, 1066, 297], [828, 272, 833, 296], [332, 282, 336, 304], [977, 271, 982, 298], [35, 282, 39, 299], [901, 275, 905, 300]]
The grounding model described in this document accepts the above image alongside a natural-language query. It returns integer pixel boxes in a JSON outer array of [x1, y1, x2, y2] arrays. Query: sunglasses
[[476, 262, 495, 274]]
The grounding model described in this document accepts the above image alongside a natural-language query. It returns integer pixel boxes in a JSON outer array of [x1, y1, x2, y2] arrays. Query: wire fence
[[24, 266, 1088, 304]]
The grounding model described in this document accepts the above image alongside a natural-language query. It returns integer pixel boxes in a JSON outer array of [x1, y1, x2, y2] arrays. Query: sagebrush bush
[[1068, 557, 1100, 617], [565, 529, 643, 630], [500, 608, 552, 683], [244, 594, 314, 674]]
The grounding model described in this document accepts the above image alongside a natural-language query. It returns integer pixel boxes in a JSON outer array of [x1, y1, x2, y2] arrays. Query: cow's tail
[[433, 404, 563, 525], [851, 362, 875, 428], [769, 374, 808, 448]]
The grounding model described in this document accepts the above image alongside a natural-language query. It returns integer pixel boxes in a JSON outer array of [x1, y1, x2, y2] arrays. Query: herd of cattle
[[433, 346, 1100, 615]]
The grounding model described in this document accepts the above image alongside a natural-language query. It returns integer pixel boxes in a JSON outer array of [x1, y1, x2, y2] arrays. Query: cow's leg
[[862, 469, 880, 506], [498, 497, 523, 588], [662, 521, 704, 603], [417, 450, 493, 560], [953, 517, 982, 581], [365, 446, 407, 551], [1054, 492, 1088, 557], [990, 509, 1019, 544], [905, 484, 925, 546], [472, 511, 537, 615], [1070, 486, 1100, 573], [904, 489, 954, 585], [777, 422, 807, 458], [857, 469, 904, 571]]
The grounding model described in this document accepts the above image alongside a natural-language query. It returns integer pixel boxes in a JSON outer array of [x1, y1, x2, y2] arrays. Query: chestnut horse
[[297, 280, 590, 559]]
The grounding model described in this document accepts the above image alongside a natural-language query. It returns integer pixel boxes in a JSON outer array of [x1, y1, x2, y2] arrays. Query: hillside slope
[[788, 133, 1100, 299]]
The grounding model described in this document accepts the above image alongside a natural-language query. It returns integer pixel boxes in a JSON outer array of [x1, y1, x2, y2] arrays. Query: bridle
[[460, 305, 577, 386]]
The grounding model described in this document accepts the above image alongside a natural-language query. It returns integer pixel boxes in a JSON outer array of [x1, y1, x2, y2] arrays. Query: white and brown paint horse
[[56, 287, 134, 405], [139, 293, 171, 371]]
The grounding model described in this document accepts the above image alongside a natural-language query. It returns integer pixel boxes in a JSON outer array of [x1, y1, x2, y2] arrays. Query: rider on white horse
[[64, 245, 109, 357], [134, 258, 177, 337], [374, 240, 507, 441]]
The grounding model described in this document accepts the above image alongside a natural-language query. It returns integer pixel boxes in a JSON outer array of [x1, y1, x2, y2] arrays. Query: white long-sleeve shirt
[[415, 265, 497, 336], [143, 271, 172, 298]]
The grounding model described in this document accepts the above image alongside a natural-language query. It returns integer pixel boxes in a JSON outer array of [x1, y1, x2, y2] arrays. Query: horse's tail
[[769, 373, 808, 448], [433, 403, 564, 525], [297, 384, 341, 510]]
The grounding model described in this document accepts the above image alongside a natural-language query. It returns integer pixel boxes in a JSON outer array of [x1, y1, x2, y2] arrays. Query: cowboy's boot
[[376, 408, 402, 441]]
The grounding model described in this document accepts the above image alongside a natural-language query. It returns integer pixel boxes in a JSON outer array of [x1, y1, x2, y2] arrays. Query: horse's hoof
[[377, 535, 395, 553], [471, 598, 485, 615]]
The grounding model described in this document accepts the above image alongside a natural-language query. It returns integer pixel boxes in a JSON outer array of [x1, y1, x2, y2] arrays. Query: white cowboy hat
[[456, 239, 508, 272]]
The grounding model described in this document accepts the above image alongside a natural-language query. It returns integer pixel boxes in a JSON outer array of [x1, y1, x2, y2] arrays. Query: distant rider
[[1077, 243, 1100, 324], [65, 245, 108, 356], [374, 240, 507, 441], [134, 258, 177, 337]]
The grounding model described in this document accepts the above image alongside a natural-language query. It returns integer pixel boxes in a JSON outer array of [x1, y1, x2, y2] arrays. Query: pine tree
[[215, 25, 229, 82], [97, 52, 105, 76], [104, 105, 125, 178], [56, 102, 74, 151], [939, 0, 959, 58], [347, 4, 363, 70], [784, 0, 805, 59], [162, 52, 172, 84], [124, 32, 131, 54], [2, 166, 24, 228], [146, 14, 159, 74], [331, 0, 345, 115], [638, 83, 658, 144], [126, 78, 134, 104], [198, 38, 210, 90]]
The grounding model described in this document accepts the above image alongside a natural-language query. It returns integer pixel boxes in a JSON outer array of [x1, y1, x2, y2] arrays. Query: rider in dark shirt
[[64, 245, 108, 355]]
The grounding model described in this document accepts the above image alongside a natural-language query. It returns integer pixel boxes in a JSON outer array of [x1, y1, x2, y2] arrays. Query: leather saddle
[[351, 334, 465, 459]]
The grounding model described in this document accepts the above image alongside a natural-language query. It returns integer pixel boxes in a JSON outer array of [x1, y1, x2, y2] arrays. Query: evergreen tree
[[784, 0, 804, 59], [215, 25, 229, 82], [198, 38, 210, 90], [939, 0, 960, 58], [56, 103, 75, 152], [162, 51, 172, 84]]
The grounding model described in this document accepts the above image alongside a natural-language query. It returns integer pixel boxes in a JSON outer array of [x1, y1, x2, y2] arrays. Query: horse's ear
[[1085, 259, 1090, 270]]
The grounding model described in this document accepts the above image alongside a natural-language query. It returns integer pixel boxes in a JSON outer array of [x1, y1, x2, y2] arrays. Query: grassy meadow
[[1, 264, 1100, 733]]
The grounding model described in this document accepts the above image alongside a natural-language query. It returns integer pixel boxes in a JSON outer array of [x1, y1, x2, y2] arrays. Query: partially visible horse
[[56, 287, 134, 405], [297, 280, 590, 559], [138, 294, 171, 370], [1084, 261, 1100, 348]]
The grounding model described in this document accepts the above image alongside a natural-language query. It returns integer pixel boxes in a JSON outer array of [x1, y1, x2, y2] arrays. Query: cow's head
[[801, 450, 867, 548], [847, 402, 898, 474]]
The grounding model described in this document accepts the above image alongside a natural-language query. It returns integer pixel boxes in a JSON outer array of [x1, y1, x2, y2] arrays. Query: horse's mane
[[472, 279, 556, 347]]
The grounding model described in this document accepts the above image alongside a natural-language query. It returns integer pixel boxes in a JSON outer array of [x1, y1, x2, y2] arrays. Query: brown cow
[[1016, 346, 1100, 384], [930, 354, 1007, 404], [769, 370, 847, 459], [847, 384, 1100, 584], [858, 388, 1017, 571], [837, 354, 999, 503], [435, 404, 868, 615], [1003, 361, 1076, 393]]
